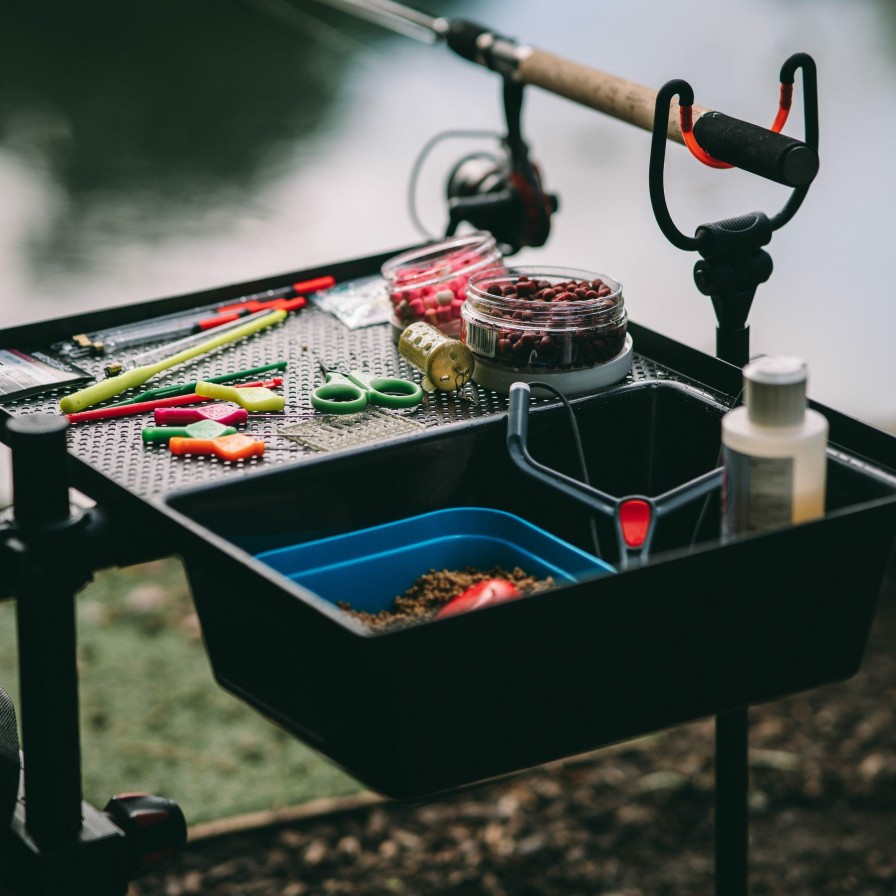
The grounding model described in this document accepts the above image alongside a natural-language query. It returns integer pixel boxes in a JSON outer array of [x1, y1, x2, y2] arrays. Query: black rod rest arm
[[507, 383, 617, 518], [506, 383, 722, 567], [647, 54, 819, 368]]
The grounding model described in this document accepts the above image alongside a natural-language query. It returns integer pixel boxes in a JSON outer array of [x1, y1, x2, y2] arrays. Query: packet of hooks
[[0, 348, 93, 403], [311, 275, 392, 329]]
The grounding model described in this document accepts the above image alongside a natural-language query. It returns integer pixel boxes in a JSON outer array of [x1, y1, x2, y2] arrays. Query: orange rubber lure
[[168, 433, 266, 461]]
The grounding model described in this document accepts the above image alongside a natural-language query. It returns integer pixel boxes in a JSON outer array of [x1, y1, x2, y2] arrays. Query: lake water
[[1, 0, 894, 432]]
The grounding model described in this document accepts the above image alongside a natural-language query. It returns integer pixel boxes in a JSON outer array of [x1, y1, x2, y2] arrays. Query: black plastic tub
[[165, 377, 896, 799], [2, 249, 894, 801]]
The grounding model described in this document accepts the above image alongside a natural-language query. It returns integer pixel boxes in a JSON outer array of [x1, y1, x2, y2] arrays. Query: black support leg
[[7, 414, 85, 849], [714, 707, 749, 896]]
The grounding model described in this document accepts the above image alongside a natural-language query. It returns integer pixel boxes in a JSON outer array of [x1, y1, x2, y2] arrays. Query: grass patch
[[0, 559, 363, 824]]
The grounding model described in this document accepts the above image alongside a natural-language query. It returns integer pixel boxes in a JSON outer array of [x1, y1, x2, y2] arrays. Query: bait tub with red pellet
[[461, 265, 633, 396], [2, 248, 894, 801]]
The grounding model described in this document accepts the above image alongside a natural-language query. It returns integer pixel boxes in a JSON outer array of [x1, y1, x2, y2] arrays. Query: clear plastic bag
[[311, 275, 392, 329]]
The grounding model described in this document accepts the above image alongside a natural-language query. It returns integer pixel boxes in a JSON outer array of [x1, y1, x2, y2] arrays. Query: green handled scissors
[[310, 365, 423, 414]]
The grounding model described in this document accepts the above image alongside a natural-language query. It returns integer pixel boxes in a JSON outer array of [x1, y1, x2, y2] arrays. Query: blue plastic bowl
[[255, 507, 615, 613]]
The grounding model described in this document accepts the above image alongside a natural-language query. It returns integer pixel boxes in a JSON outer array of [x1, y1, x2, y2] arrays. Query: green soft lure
[[142, 420, 238, 444]]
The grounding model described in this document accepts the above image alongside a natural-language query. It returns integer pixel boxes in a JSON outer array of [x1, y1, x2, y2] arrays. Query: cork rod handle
[[517, 47, 710, 143]]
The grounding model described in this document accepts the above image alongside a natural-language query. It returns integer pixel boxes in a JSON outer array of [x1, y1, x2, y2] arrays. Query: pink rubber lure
[[154, 404, 249, 425]]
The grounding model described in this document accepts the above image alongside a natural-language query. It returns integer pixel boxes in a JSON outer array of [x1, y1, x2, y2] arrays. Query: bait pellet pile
[[338, 566, 554, 631]]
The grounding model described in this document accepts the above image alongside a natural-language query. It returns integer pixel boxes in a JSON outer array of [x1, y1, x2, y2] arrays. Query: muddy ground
[[132, 565, 896, 896]]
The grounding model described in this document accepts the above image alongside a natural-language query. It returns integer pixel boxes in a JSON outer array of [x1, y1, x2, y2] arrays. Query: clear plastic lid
[[381, 232, 502, 292], [463, 266, 624, 333]]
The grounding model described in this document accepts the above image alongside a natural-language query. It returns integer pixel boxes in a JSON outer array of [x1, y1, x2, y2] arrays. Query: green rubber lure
[[142, 420, 238, 444]]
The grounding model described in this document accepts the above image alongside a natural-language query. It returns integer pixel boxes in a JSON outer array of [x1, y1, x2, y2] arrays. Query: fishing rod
[[302, 0, 819, 189], [301, 0, 819, 366]]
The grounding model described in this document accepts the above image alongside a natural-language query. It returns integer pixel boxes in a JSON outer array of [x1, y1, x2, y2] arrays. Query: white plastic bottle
[[721, 356, 828, 540]]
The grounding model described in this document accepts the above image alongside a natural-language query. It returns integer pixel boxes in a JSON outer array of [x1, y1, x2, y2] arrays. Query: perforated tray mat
[[0, 275, 732, 503]]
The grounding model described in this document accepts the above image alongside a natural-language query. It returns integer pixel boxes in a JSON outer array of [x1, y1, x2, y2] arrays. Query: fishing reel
[[446, 79, 558, 253], [412, 79, 558, 254], [445, 80, 557, 253]]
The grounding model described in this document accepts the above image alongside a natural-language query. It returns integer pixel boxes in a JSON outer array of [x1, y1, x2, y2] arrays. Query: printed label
[[464, 322, 497, 358], [0, 349, 92, 402], [722, 446, 793, 539]]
